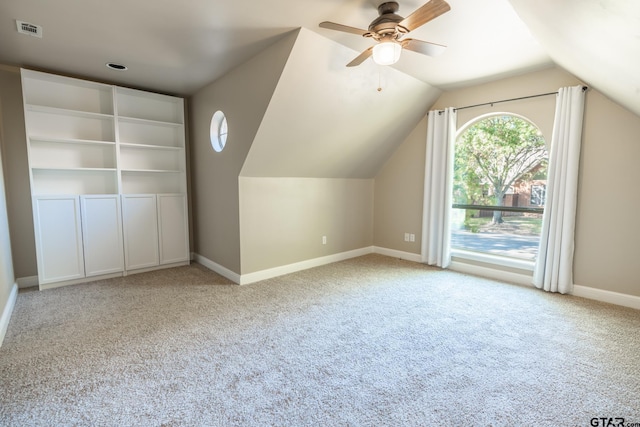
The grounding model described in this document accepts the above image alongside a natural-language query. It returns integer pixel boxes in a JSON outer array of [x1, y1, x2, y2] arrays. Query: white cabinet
[[32, 195, 125, 286], [32, 196, 85, 285], [122, 194, 190, 270], [21, 69, 189, 289], [158, 194, 189, 265], [122, 195, 160, 270], [81, 195, 124, 277]]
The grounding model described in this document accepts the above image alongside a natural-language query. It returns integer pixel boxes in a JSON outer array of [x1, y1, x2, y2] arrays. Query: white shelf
[[29, 140, 116, 170], [26, 104, 114, 120], [31, 168, 118, 196], [121, 169, 182, 173], [32, 167, 117, 172], [119, 142, 182, 150], [118, 120, 184, 148], [118, 115, 183, 127], [22, 69, 113, 115], [121, 172, 186, 194], [30, 136, 116, 146], [116, 87, 183, 124], [119, 144, 183, 171], [25, 109, 115, 142]]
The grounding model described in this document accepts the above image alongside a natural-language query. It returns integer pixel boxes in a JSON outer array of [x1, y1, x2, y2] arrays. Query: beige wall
[[0, 67, 36, 279], [573, 89, 640, 295], [434, 67, 578, 143], [374, 116, 427, 253], [188, 31, 298, 274], [0, 85, 16, 319], [374, 66, 640, 297], [239, 177, 373, 274]]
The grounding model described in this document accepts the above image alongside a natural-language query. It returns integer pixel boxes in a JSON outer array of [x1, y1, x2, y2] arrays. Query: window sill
[[451, 249, 535, 272]]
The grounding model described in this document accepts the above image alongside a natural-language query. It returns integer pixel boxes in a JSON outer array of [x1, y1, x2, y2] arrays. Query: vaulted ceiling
[[0, 0, 638, 116]]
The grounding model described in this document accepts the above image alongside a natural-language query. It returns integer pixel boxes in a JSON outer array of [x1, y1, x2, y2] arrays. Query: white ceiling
[[0, 0, 638, 115]]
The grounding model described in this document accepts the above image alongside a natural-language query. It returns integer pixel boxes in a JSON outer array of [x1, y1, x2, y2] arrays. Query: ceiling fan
[[319, 0, 450, 67]]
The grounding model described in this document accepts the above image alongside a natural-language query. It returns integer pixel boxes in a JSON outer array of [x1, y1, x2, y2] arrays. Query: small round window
[[210, 110, 228, 152]]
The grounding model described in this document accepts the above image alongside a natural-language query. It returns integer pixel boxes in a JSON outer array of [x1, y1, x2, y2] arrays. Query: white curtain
[[421, 107, 457, 268], [533, 86, 586, 294]]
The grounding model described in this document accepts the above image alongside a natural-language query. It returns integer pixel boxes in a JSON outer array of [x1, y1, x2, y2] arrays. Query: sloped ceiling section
[[240, 28, 440, 179], [508, 0, 640, 117]]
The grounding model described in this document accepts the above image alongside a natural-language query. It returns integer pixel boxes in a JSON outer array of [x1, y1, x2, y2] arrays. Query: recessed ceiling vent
[[16, 20, 43, 38], [106, 63, 128, 71]]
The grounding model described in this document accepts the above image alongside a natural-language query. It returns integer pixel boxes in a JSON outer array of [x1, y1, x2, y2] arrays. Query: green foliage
[[463, 209, 480, 232], [454, 115, 547, 222], [461, 215, 543, 235]]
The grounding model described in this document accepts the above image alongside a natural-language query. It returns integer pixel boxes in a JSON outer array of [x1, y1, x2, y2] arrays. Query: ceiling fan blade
[[398, 0, 451, 33], [347, 47, 374, 67], [401, 38, 447, 57], [319, 21, 369, 36]]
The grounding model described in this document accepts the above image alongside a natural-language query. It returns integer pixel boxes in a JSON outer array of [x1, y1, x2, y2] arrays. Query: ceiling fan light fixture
[[372, 41, 402, 65]]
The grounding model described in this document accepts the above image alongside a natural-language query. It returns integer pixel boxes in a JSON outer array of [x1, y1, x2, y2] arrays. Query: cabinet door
[[157, 194, 189, 265], [32, 196, 85, 285], [81, 195, 124, 276], [121, 195, 159, 270]]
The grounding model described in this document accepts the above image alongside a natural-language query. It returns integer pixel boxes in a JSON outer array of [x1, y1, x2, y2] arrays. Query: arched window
[[210, 111, 228, 152], [451, 114, 548, 261]]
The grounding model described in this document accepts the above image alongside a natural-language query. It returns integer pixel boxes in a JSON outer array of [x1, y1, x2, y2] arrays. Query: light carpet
[[1, 254, 639, 426]]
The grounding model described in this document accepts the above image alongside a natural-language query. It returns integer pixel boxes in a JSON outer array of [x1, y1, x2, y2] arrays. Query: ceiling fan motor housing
[[377, 1, 400, 14], [368, 2, 407, 37]]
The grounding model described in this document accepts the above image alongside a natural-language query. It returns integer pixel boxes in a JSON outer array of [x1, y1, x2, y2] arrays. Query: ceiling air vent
[[16, 20, 43, 38]]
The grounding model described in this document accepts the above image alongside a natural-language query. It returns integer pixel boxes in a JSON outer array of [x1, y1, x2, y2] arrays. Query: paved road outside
[[451, 229, 540, 260]]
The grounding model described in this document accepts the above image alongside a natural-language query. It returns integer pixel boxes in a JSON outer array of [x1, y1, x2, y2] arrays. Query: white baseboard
[[16, 275, 38, 289], [192, 253, 242, 284], [572, 285, 640, 311], [373, 246, 422, 263], [239, 247, 375, 285], [0, 283, 18, 347]]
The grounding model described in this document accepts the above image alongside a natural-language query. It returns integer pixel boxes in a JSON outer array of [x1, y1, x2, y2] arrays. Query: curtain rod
[[451, 86, 588, 112]]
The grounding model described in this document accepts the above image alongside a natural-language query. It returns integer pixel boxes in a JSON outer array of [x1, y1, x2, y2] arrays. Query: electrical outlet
[[404, 233, 410, 242], [322, 235, 327, 245], [410, 234, 415, 242]]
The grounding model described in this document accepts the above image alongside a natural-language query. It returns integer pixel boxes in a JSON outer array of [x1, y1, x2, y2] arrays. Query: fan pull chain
[[377, 68, 383, 92]]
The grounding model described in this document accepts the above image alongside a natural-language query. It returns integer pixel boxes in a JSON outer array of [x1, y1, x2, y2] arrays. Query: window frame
[[450, 112, 547, 269], [210, 110, 228, 152]]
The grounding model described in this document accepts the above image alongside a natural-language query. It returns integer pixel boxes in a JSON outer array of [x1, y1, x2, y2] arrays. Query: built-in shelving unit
[[21, 69, 189, 289], [115, 86, 186, 196]]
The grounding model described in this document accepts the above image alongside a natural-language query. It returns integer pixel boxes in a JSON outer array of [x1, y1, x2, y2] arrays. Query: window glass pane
[[451, 115, 548, 260], [451, 210, 543, 260], [210, 111, 228, 152]]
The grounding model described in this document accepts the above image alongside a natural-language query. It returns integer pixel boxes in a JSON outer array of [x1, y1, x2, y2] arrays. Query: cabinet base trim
[[124, 261, 190, 276], [35, 262, 191, 291], [39, 272, 124, 291]]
